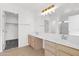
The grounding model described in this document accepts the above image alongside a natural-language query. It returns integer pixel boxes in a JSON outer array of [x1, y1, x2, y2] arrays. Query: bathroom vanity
[[44, 40, 79, 56], [28, 33, 79, 56], [28, 35, 43, 50]]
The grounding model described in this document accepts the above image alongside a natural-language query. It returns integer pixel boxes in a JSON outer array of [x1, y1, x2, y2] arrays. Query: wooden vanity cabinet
[[44, 40, 57, 56], [28, 35, 79, 56], [28, 35, 43, 50], [44, 40, 79, 56], [45, 49, 56, 56], [57, 43, 79, 56], [44, 40, 70, 56]]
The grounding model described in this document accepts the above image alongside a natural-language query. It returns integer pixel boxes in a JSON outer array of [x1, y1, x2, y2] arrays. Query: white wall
[[0, 4, 34, 52], [0, 9, 3, 52], [18, 9, 34, 47], [33, 14, 45, 33]]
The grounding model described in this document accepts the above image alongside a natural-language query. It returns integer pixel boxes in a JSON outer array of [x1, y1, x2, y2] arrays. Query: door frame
[[2, 10, 19, 51]]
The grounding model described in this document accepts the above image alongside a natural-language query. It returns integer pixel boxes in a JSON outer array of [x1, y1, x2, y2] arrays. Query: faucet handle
[[61, 34, 67, 40]]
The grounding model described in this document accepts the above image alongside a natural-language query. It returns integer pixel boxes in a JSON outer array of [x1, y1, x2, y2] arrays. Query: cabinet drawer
[[45, 40, 57, 55], [57, 44, 79, 56], [45, 40, 57, 48], [57, 49, 70, 56], [28, 35, 43, 50], [45, 49, 55, 56]]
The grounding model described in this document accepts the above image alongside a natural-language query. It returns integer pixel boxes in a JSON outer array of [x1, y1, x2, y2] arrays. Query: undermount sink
[[61, 34, 68, 40]]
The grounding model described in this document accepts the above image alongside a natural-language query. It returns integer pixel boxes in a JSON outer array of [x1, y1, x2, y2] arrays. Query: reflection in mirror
[[68, 15, 79, 36], [44, 20, 49, 33], [60, 21, 69, 35]]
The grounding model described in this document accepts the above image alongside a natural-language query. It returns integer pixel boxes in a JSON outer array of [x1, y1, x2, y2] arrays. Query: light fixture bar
[[41, 4, 55, 13]]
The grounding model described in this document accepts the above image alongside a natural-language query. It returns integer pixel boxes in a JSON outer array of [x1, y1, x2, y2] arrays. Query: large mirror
[[68, 14, 79, 36], [59, 10, 79, 36]]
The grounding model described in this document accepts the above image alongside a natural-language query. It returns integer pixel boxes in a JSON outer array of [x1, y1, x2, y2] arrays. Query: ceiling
[[2, 3, 79, 17], [55, 3, 79, 17], [13, 3, 79, 18], [14, 3, 63, 13]]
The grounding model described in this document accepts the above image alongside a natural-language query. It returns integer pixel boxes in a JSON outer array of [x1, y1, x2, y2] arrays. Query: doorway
[[3, 11, 18, 50], [44, 20, 49, 33]]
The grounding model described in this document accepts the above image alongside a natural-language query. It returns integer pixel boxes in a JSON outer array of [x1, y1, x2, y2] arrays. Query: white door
[[3, 11, 18, 50], [5, 24, 18, 40], [1, 13, 6, 51]]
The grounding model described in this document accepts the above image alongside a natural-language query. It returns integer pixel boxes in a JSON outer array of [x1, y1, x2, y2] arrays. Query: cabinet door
[[57, 44, 79, 56], [45, 49, 55, 56], [28, 35, 35, 47], [32, 37, 43, 50], [45, 40, 57, 55], [57, 50, 70, 56], [28, 35, 43, 50], [28, 35, 32, 46], [31, 36, 35, 48]]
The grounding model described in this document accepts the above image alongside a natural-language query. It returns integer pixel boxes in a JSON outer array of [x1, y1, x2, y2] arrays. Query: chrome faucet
[[61, 34, 67, 40]]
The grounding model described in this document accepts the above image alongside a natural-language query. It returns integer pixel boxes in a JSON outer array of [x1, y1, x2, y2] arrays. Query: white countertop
[[29, 33, 79, 49]]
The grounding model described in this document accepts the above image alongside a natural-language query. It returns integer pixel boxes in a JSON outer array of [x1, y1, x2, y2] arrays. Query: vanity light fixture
[[41, 4, 57, 16], [41, 4, 55, 13]]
